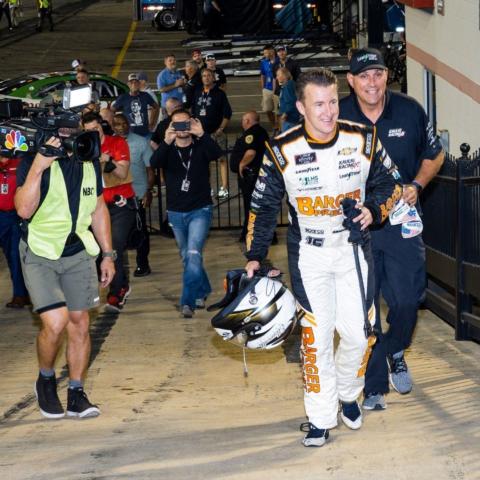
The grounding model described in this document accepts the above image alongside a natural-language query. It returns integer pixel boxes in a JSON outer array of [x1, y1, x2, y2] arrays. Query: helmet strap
[[243, 347, 249, 378]]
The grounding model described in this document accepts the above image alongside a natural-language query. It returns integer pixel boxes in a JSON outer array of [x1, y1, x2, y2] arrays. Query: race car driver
[[244, 68, 402, 447]]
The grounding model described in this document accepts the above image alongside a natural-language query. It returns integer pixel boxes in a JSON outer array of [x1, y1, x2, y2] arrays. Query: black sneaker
[[300, 422, 329, 447], [134, 266, 151, 277], [66, 387, 101, 419], [34, 374, 64, 419]]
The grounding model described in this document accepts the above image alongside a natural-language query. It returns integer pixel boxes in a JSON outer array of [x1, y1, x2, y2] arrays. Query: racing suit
[[246, 122, 402, 428]]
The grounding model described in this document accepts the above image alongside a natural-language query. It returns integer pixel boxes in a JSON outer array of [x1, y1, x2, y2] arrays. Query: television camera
[[0, 84, 101, 162]]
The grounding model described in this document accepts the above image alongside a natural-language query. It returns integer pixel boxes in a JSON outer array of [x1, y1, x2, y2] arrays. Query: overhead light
[[273, 3, 283, 9], [143, 5, 164, 11], [396, 26, 405, 32]]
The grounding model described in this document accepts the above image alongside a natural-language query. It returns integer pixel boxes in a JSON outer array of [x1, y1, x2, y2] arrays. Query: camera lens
[[69, 131, 101, 162]]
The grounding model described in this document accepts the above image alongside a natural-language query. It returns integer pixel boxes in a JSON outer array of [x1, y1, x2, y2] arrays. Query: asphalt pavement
[[1, 2, 480, 479]]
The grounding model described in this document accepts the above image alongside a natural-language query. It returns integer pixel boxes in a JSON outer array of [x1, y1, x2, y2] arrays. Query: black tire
[[154, 9, 178, 30]]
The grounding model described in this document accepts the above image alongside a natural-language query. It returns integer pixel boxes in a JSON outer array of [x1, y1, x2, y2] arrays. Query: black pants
[[0, 5, 12, 29], [238, 170, 257, 240], [204, 8, 222, 39], [37, 8, 53, 31], [108, 200, 136, 295], [135, 200, 150, 269]]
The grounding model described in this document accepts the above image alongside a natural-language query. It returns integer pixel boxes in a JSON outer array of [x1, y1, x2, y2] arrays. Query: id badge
[[181, 179, 190, 192], [1, 183, 8, 195], [199, 108, 206, 116]]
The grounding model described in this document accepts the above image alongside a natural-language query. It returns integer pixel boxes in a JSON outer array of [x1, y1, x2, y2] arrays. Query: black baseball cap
[[349, 48, 387, 75], [205, 54, 216, 61]]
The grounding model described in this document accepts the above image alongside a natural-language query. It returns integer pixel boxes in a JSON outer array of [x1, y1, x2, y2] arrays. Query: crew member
[[245, 68, 402, 447], [15, 136, 115, 419], [340, 48, 444, 409], [36, 0, 53, 32]]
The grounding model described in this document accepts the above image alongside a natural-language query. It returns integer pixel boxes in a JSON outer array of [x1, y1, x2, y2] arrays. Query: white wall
[[405, 1, 480, 155]]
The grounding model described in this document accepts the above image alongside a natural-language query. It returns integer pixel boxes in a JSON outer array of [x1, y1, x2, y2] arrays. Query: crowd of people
[[0, 0, 54, 33], [0, 45, 444, 447]]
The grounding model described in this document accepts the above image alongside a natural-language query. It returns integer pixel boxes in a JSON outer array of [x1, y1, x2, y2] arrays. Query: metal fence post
[[454, 143, 471, 340]]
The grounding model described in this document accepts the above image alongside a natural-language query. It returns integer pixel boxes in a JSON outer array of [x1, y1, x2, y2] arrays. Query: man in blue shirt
[[157, 54, 185, 116], [112, 73, 159, 138], [340, 48, 444, 410], [259, 44, 279, 130]]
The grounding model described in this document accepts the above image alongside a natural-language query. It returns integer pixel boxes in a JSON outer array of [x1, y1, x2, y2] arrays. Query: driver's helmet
[[210, 269, 297, 350]]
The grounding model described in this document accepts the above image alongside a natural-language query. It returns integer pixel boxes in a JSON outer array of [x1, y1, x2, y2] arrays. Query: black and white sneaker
[[340, 400, 362, 430], [301, 422, 329, 447], [66, 387, 100, 419], [34, 374, 65, 419]]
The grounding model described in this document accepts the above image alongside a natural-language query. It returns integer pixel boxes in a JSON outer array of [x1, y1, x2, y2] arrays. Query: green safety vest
[[38, 0, 49, 8], [27, 161, 100, 260]]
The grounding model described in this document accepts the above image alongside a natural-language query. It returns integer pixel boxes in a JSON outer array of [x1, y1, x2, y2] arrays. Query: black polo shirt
[[230, 124, 269, 174], [339, 90, 443, 183]]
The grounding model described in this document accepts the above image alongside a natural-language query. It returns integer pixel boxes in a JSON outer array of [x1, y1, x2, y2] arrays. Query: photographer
[[15, 136, 115, 419], [82, 112, 136, 313], [151, 110, 221, 318]]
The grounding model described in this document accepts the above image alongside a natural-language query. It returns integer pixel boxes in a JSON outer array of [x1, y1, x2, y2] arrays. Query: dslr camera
[[0, 84, 101, 162]]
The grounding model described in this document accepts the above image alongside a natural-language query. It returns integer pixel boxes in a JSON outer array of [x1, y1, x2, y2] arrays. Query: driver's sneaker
[[301, 422, 329, 447], [34, 373, 64, 419], [340, 400, 362, 430], [67, 387, 100, 419], [388, 351, 413, 394], [217, 187, 229, 199], [362, 392, 386, 411]]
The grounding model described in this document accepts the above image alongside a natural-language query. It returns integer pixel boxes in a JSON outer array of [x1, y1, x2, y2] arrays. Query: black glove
[[341, 198, 367, 246]]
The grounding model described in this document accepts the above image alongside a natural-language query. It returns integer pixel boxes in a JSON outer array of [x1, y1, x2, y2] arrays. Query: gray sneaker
[[362, 392, 387, 411], [195, 298, 206, 309], [388, 351, 413, 394], [181, 305, 194, 318]]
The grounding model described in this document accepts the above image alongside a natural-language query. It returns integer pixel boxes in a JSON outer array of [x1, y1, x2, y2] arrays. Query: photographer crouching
[[82, 112, 136, 313], [15, 135, 115, 419]]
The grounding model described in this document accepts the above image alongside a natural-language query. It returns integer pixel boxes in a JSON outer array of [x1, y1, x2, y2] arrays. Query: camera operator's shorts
[[210, 131, 227, 155], [19, 240, 100, 314], [261, 88, 278, 113]]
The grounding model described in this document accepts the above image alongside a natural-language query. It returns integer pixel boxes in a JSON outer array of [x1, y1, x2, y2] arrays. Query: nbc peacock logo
[[5, 130, 29, 153]]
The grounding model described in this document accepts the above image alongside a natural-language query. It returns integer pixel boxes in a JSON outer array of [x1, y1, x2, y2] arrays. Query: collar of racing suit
[[303, 122, 340, 150]]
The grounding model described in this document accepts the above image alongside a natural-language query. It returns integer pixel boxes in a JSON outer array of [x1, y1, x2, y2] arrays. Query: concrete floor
[[1, 1, 480, 479]]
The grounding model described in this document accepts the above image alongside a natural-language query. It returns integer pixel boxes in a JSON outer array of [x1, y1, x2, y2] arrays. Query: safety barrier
[[422, 143, 480, 342]]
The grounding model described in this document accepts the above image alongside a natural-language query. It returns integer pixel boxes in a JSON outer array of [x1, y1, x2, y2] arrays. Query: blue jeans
[[0, 211, 28, 297], [168, 206, 213, 308]]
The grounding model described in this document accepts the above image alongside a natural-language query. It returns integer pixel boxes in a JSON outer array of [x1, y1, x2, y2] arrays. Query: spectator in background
[[260, 44, 279, 131], [192, 68, 232, 199], [182, 60, 202, 109], [205, 54, 226, 90], [191, 48, 205, 70], [151, 110, 221, 318], [99, 107, 115, 135], [276, 67, 300, 132], [82, 112, 136, 313], [112, 73, 159, 138], [112, 114, 154, 278], [36, 0, 53, 32], [0, 155, 30, 308], [157, 54, 185, 118], [151, 97, 183, 150], [137, 71, 160, 132], [203, 0, 223, 39], [275, 45, 301, 82]]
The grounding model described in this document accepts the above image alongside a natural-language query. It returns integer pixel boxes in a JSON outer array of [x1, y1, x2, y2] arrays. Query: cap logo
[[358, 53, 379, 63]]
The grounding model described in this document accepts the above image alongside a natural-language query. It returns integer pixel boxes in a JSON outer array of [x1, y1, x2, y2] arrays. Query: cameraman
[[82, 112, 136, 313], [15, 137, 115, 419]]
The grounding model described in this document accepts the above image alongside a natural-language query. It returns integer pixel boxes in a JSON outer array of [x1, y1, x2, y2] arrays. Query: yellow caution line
[[111, 21, 138, 79]]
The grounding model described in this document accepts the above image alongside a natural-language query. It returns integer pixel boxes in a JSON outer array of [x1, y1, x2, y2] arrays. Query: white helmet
[[210, 270, 297, 350]]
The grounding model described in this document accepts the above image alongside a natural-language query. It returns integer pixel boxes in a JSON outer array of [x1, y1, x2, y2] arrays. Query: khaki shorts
[[261, 88, 278, 113], [19, 240, 100, 314]]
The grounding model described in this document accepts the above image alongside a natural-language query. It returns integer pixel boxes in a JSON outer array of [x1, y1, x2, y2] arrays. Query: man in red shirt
[[0, 155, 30, 308], [82, 112, 136, 312]]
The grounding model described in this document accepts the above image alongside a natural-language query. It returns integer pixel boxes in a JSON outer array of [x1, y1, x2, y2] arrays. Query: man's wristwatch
[[411, 181, 423, 194], [102, 250, 117, 261]]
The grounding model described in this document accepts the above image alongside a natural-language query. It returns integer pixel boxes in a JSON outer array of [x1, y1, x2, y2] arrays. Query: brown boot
[[6, 296, 32, 308]]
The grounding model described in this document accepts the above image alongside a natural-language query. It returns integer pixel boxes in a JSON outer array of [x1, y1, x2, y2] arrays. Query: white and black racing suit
[[246, 121, 402, 429]]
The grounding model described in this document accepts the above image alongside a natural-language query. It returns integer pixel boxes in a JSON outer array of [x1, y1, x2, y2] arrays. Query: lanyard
[[175, 146, 193, 178]]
